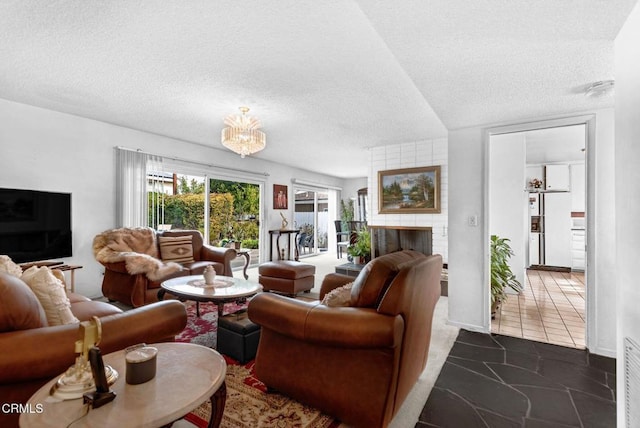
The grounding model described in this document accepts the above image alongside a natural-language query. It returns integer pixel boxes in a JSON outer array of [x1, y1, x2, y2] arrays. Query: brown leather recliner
[[248, 250, 442, 428], [0, 271, 187, 428], [97, 229, 237, 307]]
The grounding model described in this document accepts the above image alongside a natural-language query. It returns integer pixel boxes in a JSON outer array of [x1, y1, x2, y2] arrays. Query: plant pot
[[491, 299, 500, 319]]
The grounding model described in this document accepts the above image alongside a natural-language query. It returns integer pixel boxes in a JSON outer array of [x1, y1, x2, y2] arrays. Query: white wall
[[368, 139, 449, 262], [570, 163, 586, 212], [342, 177, 367, 202], [0, 98, 345, 298], [448, 127, 487, 331], [448, 109, 617, 353], [489, 132, 527, 287], [615, 2, 640, 424], [587, 109, 617, 357]]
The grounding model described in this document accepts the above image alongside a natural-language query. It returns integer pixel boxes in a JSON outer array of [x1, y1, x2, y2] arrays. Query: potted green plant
[[219, 238, 241, 249], [490, 235, 523, 317], [347, 227, 371, 265], [340, 199, 354, 231]]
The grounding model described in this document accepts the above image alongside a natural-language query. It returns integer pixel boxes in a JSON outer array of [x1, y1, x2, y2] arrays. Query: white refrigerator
[[542, 192, 572, 267], [529, 193, 541, 265]]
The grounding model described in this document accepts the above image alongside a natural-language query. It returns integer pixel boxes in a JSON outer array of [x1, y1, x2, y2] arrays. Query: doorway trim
[[483, 114, 595, 349]]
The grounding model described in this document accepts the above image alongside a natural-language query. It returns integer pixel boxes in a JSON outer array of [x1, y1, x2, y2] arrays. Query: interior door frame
[[293, 186, 319, 256], [484, 114, 595, 348]]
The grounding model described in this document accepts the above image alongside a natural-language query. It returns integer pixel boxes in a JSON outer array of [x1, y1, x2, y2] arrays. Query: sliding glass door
[[209, 178, 261, 268], [147, 166, 262, 269], [294, 188, 329, 256]]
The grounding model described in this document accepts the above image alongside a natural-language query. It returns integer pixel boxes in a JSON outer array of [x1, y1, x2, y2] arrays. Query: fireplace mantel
[[368, 225, 432, 258]]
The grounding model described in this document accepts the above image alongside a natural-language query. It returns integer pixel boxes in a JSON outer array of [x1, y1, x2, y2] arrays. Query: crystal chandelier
[[221, 107, 266, 158]]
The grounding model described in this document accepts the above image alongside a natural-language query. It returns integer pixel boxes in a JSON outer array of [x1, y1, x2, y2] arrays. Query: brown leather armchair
[[98, 229, 237, 307], [0, 272, 187, 428], [248, 250, 442, 428]]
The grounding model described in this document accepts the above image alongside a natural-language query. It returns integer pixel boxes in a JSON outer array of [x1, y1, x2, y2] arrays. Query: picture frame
[[273, 184, 288, 209], [378, 166, 441, 214]]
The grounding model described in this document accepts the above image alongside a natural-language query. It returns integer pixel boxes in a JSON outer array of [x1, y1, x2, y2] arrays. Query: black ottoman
[[217, 313, 261, 364]]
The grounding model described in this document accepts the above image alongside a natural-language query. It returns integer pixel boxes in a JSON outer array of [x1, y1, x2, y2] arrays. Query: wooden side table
[[19, 262, 82, 292], [53, 265, 82, 293], [268, 229, 300, 261], [19, 342, 227, 428], [235, 249, 251, 280]]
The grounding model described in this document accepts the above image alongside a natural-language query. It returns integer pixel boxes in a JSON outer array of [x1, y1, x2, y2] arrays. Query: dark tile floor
[[418, 330, 616, 428]]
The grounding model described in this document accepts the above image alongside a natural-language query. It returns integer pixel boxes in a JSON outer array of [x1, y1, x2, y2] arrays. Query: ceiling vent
[[585, 80, 615, 98]]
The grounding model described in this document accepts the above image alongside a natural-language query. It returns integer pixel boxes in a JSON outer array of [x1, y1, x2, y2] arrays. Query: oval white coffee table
[[19, 342, 227, 428], [158, 275, 263, 317]]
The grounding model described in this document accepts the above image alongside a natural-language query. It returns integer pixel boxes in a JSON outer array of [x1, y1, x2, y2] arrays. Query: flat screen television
[[0, 188, 72, 264]]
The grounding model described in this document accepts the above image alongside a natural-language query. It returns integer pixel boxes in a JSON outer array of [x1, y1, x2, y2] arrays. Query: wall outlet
[[468, 215, 478, 227]]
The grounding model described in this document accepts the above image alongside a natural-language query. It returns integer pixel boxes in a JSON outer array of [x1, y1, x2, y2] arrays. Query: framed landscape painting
[[378, 166, 441, 214]]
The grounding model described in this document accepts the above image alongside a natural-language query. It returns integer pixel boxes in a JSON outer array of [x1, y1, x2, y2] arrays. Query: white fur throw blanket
[[93, 227, 182, 281]]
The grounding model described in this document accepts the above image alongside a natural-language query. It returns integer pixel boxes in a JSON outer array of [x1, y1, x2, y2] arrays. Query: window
[[116, 147, 267, 270]]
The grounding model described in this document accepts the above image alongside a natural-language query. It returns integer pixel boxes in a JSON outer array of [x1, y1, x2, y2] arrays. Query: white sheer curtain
[[147, 156, 167, 230], [115, 148, 163, 228]]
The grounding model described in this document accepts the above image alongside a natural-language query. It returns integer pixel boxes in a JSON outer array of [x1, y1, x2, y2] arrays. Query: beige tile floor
[[491, 269, 586, 349], [247, 253, 587, 349]]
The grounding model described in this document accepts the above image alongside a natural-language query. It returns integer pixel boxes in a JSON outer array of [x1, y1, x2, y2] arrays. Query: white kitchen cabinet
[[530, 233, 540, 265], [571, 229, 586, 271], [545, 164, 570, 191]]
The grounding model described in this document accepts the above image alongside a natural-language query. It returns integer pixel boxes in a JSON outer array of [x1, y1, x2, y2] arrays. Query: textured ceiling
[[0, 1, 636, 178]]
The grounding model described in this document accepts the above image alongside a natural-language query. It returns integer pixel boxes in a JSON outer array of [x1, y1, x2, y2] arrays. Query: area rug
[[175, 301, 220, 348], [175, 301, 339, 427], [174, 297, 458, 428], [182, 357, 339, 428]]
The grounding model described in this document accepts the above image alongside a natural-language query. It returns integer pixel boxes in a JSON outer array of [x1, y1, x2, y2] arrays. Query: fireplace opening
[[369, 226, 432, 258]]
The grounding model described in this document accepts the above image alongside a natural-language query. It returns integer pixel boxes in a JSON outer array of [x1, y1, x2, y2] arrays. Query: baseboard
[[446, 320, 487, 333], [528, 264, 571, 272]]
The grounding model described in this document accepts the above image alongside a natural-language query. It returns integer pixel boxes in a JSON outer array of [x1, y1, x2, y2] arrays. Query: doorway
[[294, 188, 329, 257], [489, 123, 587, 349]]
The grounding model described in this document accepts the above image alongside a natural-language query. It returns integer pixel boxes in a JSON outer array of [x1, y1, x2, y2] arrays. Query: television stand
[[18, 261, 82, 292], [19, 260, 64, 269]]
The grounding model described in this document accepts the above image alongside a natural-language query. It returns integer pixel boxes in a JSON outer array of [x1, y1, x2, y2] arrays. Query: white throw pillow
[[0, 255, 23, 277], [321, 282, 353, 307], [20, 266, 79, 326]]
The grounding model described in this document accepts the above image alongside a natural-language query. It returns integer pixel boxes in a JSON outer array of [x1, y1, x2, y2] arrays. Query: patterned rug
[[175, 301, 223, 348], [176, 301, 340, 428]]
